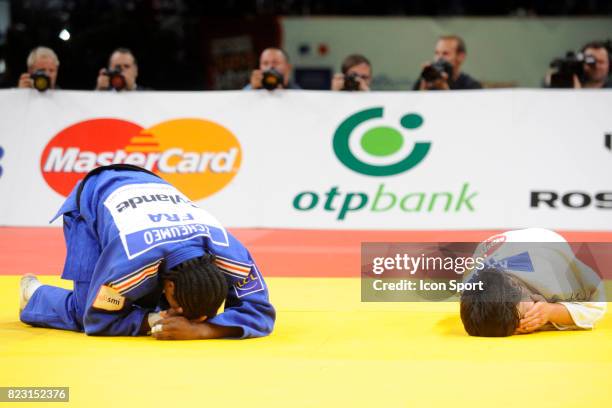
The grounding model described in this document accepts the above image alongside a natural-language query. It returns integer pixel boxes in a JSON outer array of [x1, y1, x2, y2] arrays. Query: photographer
[[17, 46, 59, 91], [546, 41, 611, 89], [413, 35, 482, 91], [244, 47, 301, 90], [95, 48, 145, 91], [331, 54, 372, 91]]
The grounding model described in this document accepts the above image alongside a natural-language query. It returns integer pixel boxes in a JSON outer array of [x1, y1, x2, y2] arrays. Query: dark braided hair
[[161, 254, 228, 320], [460, 268, 522, 337]]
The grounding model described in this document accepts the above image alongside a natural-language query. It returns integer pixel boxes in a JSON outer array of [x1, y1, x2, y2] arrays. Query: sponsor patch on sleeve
[[233, 267, 265, 298], [93, 285, 126, 311]]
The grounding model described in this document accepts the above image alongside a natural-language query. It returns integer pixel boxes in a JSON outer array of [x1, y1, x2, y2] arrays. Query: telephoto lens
[[549, 51, 593, 88]]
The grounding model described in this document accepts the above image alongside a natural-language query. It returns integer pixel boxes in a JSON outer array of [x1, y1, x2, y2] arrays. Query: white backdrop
[[0, 88, 610, 230]]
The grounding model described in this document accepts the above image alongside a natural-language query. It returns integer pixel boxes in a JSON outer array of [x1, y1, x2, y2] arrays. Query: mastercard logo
[[40, 118, 242, 200]]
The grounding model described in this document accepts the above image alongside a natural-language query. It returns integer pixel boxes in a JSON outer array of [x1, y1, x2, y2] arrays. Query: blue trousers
[[20, 282, 89, 332]]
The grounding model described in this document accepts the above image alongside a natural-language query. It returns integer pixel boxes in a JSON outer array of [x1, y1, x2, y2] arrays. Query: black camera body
[[31, 70, 51, 92], [261, 68, 284, 90], [105, 67, 127, 91], [343, 73, 361, 91], [421, 59, 453, 83], [549, 51, 596, 88]]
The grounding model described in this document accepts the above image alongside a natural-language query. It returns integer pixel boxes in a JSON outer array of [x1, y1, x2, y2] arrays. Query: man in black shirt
[[413, 35, 482, 91], [244, 48, 301, 90]]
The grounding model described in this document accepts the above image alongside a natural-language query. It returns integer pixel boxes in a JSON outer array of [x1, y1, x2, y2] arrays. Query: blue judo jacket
[[51, 166, 275, 338]]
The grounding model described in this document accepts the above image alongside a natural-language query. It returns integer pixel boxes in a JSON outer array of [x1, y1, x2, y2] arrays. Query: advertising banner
[[0, 89, 610, 230]]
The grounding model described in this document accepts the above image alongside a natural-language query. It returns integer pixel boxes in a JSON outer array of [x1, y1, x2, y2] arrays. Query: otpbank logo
[[40, 118, 241, 200], [333, 107, 430, 176], [292, 108, 477, 220]]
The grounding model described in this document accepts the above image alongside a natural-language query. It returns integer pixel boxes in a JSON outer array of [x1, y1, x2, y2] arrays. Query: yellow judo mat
[[1, 276, 611, 407]]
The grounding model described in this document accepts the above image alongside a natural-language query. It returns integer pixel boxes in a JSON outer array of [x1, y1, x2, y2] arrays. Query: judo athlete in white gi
[[460, 228, 606, 337], [19, 165, 275, 340]]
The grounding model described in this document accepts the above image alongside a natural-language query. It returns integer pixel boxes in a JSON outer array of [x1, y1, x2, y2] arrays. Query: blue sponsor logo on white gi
[[483, 252, 535, 273], [234, 268, 265, 298], [125, 223, 227, 258]]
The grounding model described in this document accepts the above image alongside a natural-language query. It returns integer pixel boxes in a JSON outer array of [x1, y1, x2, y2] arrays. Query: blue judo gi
[[20, 165, 275, 338]]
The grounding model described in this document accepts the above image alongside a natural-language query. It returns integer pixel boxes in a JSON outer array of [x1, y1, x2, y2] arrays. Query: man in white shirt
[[460, 228, 607, 337]]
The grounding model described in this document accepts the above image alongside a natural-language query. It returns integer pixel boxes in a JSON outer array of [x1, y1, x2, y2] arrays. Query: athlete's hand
[[159, 307, 183, 318], [151, 316, 242, 340], [151, 316, 203, 340], [515, 302, 551, 334]]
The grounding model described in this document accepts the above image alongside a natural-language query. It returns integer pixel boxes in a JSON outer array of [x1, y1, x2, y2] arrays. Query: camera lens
[[106, 69, 127, 91], [262, 69, 283, 90], [31, 70, 51, 92], [343, 74, 360, 91]]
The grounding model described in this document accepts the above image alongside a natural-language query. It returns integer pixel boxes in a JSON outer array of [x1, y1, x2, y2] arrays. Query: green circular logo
[[333, 107, 430, 176], [360, 127, 404, 157]]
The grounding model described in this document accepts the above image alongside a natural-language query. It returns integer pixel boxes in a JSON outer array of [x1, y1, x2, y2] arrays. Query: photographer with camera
[[331, 54, 372, 91], [96, 48, 145, 91], [244, 48, 301, 90], [413, 35, 482, 91], [17, 47, 59, 92], [546, 41, 611, 89]]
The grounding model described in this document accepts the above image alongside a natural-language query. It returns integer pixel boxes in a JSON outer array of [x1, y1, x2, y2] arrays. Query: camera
[[104, 67, 127, 91], [420, 59, 453, 83], [549, 51, 596, 88], [261, 68, 283, 90], [343, 73, 361, 91], [30, 70, 51, 92]]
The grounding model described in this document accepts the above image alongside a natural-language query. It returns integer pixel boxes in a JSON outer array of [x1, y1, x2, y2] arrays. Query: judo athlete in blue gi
[[19, 165, 275, 340]]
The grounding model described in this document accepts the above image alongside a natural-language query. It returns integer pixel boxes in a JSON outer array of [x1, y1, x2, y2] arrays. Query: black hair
[[581, 40, 608, 54], [161, 254, 228, 320], [341, 54, 372, 75], [460, 268, 522, 337]]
